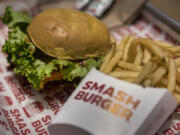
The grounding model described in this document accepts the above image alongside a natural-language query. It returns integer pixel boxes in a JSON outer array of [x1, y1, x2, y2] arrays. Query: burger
[[1, 7, 111, 90]]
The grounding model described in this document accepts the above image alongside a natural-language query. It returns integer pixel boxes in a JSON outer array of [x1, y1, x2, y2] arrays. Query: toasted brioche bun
[[27, 8, 111, 60]]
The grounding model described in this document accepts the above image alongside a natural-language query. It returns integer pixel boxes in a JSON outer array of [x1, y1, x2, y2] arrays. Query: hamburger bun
[[27, 8, 111, 60]]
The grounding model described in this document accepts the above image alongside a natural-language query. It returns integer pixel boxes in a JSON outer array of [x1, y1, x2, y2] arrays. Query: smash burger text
[[74, 81, 141, 122]]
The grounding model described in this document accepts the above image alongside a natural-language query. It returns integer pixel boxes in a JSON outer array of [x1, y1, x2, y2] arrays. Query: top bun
[[27, 8, 111, 60]]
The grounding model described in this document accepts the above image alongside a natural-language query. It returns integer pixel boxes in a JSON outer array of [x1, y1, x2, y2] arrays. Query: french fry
[[175, 57, 180, 67], [174, 53, 180, 57], [109, 70, 139, 78], [176, 68, 180, 85], [118, 61, 142, 71], [151, 66, 167, 86], [142, 48, 151, 65], [114, 67, 122, 72], [155, 41, 173, 48], [117, 35, 131, 50], [121, 78, 134, 83], [143, 66, 167, 87], [164, 55, 170, 67], [168, 58, 176, 93], [134, 45, 143, 65], [168, 46, 180, 53], [122, 36, 135, 61], [151, 57, 166, 68], [143, 79, 152, 87], [103, 49, 123, 73], [102, 35, 180, 103], [160, 78, 180, 93], [139, 38, 164, 59], [103, 36, 130, 73], [100, 43, 116, 71], [161, 77, 168, 83], [173, 93, 180, 104], [134, 61, 153, 84], [127, 39, 139, 62], [175, 84, 180, 93], [110, 35, 116, 44]]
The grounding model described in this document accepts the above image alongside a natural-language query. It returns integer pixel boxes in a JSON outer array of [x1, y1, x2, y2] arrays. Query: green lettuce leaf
[[1, 7, 103, 90], [2, 6, 32, 28]]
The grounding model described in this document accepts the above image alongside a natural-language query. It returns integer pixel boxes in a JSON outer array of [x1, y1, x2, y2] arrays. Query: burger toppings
[[1, 7, 104, 90]]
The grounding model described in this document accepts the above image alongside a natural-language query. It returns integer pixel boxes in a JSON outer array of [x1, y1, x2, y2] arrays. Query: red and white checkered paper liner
[[0, 1, 180, 135]]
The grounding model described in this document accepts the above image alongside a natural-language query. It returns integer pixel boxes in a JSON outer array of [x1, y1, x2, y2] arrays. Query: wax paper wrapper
[[48, 68, 177, 135], [0, 1, 180, 135]]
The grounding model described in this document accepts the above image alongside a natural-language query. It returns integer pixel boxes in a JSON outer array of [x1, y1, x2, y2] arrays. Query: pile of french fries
[[100, 35, 180, 103]]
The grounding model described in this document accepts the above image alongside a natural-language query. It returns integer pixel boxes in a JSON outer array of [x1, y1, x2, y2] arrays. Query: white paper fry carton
[[48, 68, 177, 135]]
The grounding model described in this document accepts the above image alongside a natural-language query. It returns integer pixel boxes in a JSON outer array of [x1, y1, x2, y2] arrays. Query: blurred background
[[0, 0, 179, 39]]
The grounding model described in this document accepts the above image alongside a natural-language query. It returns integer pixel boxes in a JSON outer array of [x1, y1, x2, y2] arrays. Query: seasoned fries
[[168, 58, 176, 93], [102, 36, 129, 74], [143, 66, 167, 86], [155, 41, 173, 48], [109, 70, 139, 78], [175, 57, 180, 67], [122, 36, 135, 61], [168, 46, 180, 53], [142, 48, 151, 65], [100, 35, 180, 103], [118, 61, 142, 71], [173, 93, 180, 103], [139, 38, 164, 59], [103, 49, 123, 74], [176, 68, 180, 85], [175, 84, 180, 93], [134, 45, 143, 65], [150, 66, 167, 86], [134, 61, 153, 84], [100, 43, 116, 71], [127, 39, 139, 62]]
